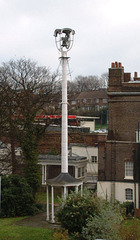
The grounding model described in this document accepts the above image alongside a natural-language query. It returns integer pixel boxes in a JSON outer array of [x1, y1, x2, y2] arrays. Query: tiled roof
[[77, 90, 107, 99], [46, 172, 82, 185]]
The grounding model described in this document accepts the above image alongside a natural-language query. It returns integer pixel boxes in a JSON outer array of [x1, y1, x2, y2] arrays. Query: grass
[[1, 216, 140, 240], [35, 191, 46, 204], [119, 218, 140, 239], [1, 189, 140, 240], [95, 123, 107, 130], [0, 217, 54, 240], [35, 191, 61, 205]]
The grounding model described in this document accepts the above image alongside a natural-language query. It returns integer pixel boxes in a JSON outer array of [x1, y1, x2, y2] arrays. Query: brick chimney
[[108, 61, 124, 91], [134, 72, 140, 81]]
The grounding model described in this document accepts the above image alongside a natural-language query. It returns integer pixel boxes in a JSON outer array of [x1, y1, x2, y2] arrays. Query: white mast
[[61, 50, 68, 173], [54, 28, 75, 173]]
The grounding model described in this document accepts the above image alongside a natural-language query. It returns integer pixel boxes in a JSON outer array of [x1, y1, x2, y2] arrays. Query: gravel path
[[15, 211, 61, 229]]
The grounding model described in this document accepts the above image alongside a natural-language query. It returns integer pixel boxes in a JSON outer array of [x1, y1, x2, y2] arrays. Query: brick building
[[69, 89, 108, 113], [39, 131, 107, 189], [98, 62, 140, 208]]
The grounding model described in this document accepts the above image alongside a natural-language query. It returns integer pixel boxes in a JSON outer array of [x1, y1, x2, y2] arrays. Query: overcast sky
[[0, 0, 140, 79]]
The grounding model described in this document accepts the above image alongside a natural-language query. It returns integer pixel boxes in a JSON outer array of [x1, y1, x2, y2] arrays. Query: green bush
[[82, 202, 122, 240], [57, 190, 123, 240], [56, 190, 100, 235], [1, 174, 38, 217]]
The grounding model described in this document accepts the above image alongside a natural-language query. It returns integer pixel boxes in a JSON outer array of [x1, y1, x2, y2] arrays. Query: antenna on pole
[[46, 29, 82, 223], [54, 28, 75, 173], [54, 28, 75, 52]]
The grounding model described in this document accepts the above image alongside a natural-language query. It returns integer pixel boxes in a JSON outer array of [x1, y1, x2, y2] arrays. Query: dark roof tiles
[[77, 90, 107, 100]]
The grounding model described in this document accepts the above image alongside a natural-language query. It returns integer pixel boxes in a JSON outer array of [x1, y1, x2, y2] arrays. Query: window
[[82, 167, 85, 176], [125, 161, 133, 179], [82, 106, 85, 110], [136, 130, 140, 142], [86, 106, 92, 111], [95, 105, 99, 111], [91, 156, 97, 163], [103, 98, 107, 103], [125, 188, 133, 200], [78, 167, 85, 178], [78, 168, 81, 178], [83, 99, 87, 103], [96, 99, 99, 103], [71, 100, 76, 105]]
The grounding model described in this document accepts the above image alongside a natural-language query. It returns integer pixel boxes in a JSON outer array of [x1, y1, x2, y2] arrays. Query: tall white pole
[[61, 51, 68, 173], [54, 28, 75, 174]]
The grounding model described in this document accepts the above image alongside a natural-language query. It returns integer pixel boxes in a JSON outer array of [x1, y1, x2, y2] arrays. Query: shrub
[[57, 190, 123, 240], [1, 174, 38, 217], [82, 202, 122, 240], [56, 190, 100, 235], [53, 229, 69, 240]]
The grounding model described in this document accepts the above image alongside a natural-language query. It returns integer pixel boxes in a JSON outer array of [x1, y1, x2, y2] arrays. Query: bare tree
[[100, 72, 108, 88], [86, 75, 101, 90], [0, 58, 59, 193], [73, 74, 105, 93]]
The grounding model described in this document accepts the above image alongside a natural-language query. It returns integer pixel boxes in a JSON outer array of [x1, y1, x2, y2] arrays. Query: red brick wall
[[39, 132, 107, 154], [108, 96, 140, 141]]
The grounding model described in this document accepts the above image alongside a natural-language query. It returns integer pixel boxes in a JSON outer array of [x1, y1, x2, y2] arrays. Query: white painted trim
[[124, 176, 134, 180], [51, 186, 54, 223], [46, 185, 49, 221]]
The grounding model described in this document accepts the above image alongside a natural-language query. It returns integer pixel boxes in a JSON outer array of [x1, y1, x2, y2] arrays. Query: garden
[[1, 175, 140, 240]]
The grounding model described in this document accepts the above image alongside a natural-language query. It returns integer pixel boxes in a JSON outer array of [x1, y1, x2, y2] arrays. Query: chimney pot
[[115, 61, 118, 68], [134, 72, 138, 78], [119, 62, 122, 68], [111, 62, 115, 68]]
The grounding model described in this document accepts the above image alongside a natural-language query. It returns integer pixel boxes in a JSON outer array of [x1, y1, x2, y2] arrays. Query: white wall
[[80, 120, 95, 132], [71, 145, 98, 174], [97, 181, 139, 208], [97, 181, 111, 200]]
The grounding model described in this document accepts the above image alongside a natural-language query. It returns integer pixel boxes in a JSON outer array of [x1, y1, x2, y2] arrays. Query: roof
[[77, 90, 107, 100], [46, 172, 82, 186], [69, 143, 88, 148], [39, 154, 87, 161]]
